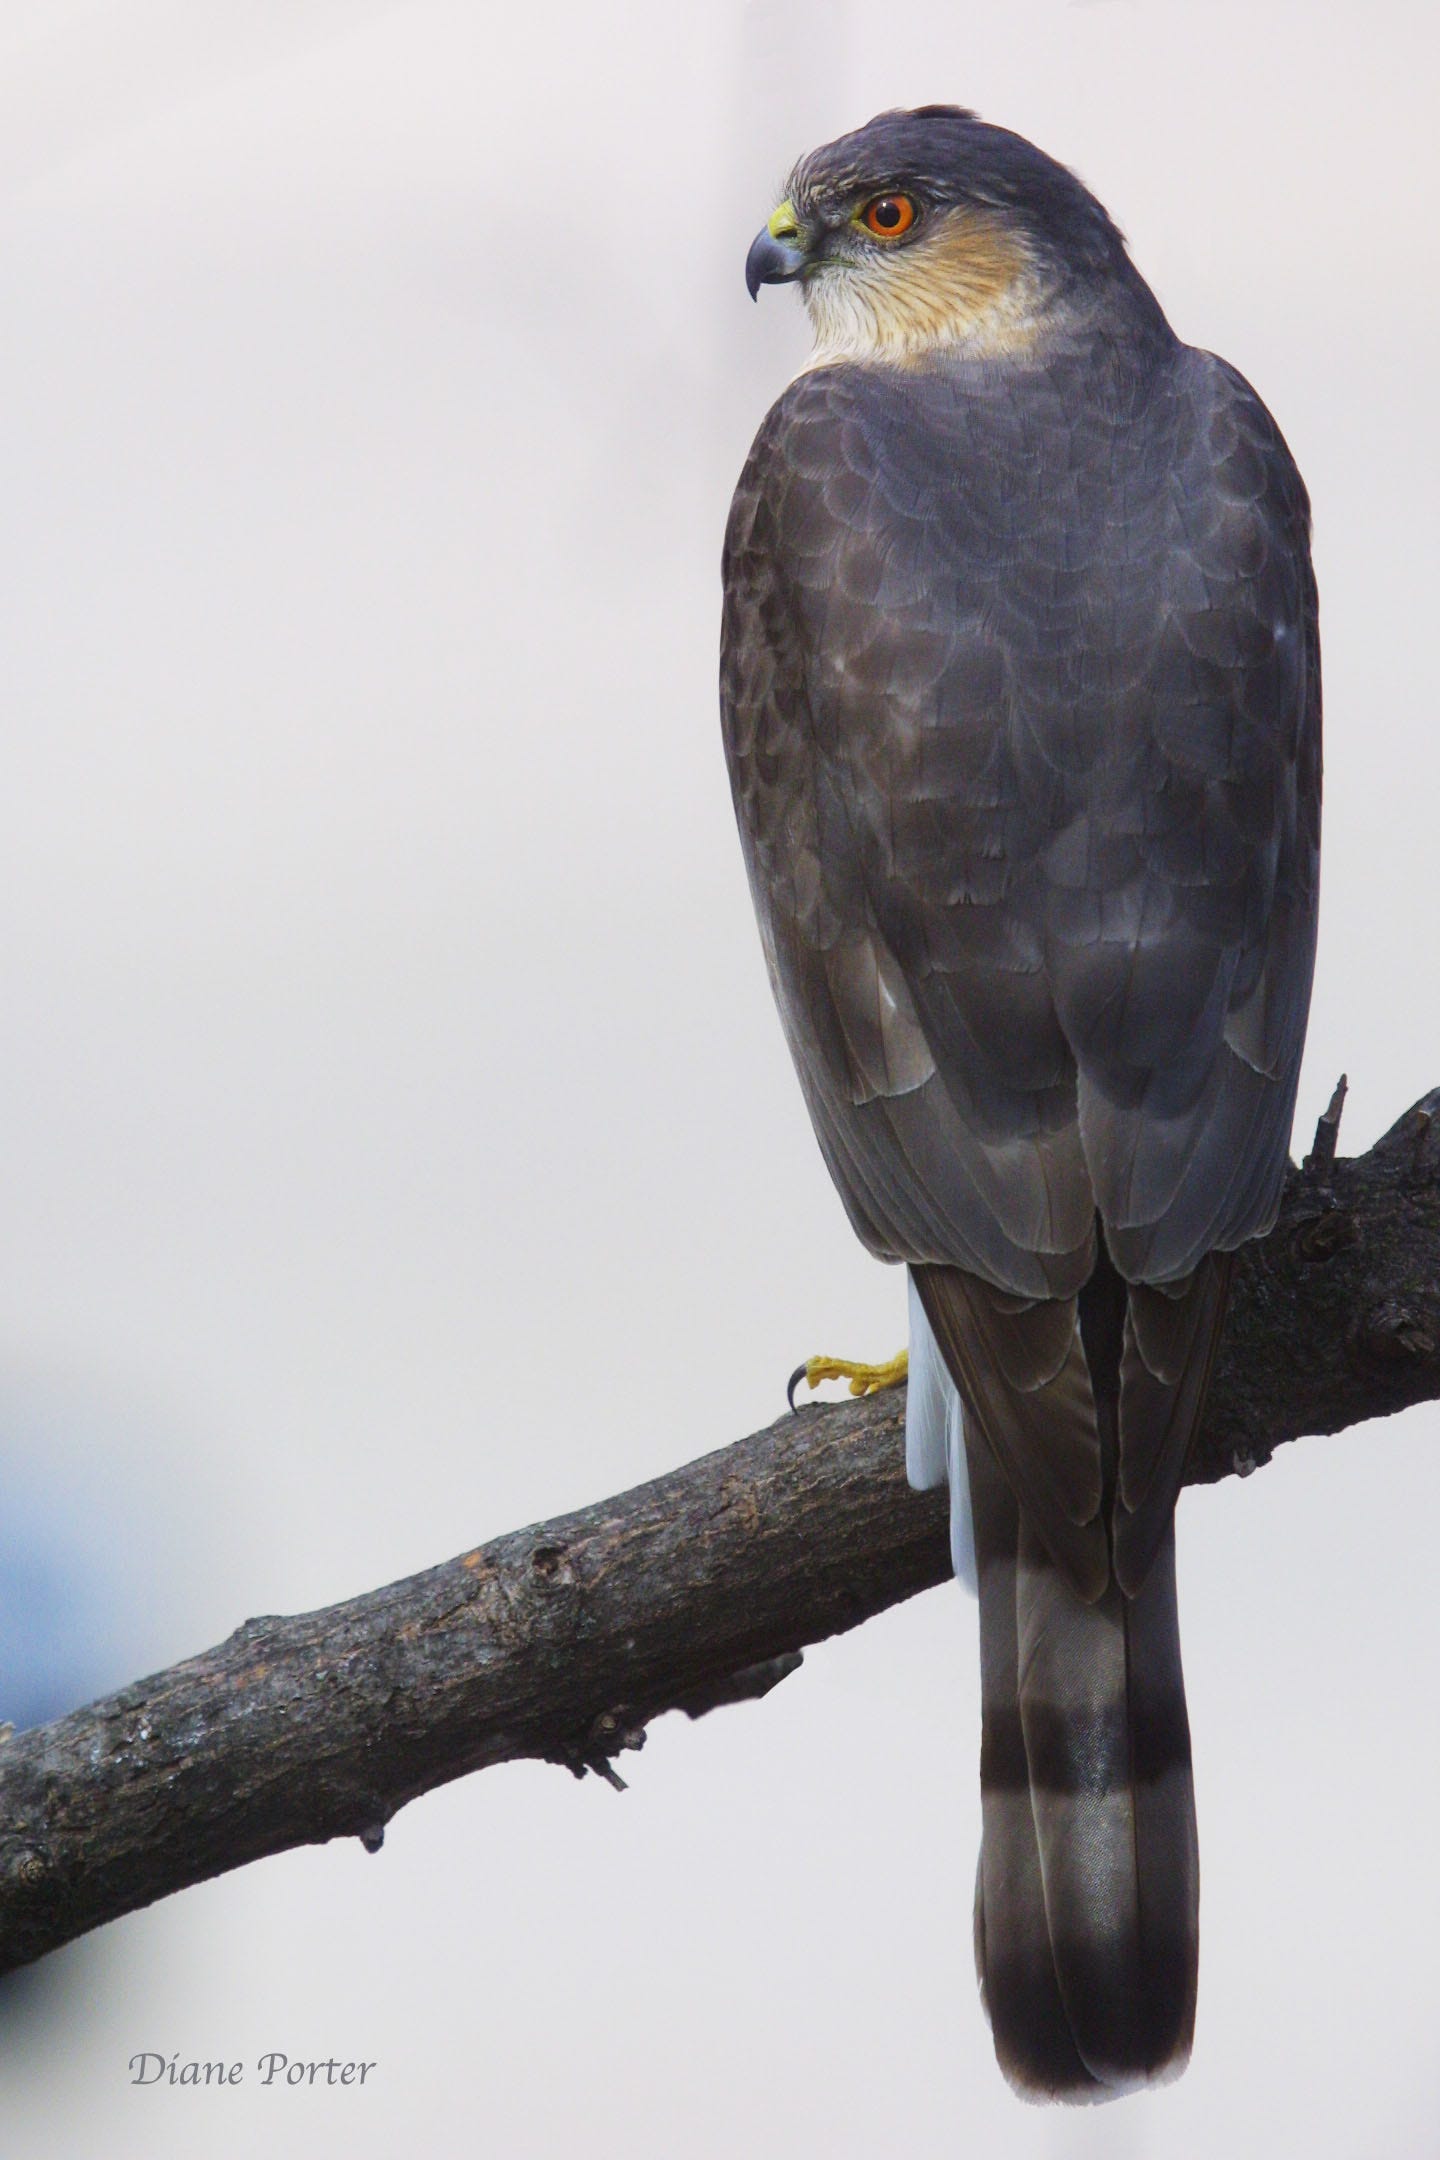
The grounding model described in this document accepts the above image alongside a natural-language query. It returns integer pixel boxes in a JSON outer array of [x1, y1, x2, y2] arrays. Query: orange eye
[[861, 193, 916, 239]]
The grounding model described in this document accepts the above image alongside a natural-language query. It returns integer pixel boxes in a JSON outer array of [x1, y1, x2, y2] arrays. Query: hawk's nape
[[721, 107, 1319, 2102]]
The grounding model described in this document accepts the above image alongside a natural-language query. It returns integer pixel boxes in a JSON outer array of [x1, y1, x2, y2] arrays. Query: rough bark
[[1, 1084, 1438, 1976]]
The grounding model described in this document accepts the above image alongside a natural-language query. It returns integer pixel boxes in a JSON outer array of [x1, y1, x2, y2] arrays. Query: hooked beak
[[745, 226, 808, 301]]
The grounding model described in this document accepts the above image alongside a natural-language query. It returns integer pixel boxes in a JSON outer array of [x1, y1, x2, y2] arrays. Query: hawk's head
[[746, 107, 1145, 366]]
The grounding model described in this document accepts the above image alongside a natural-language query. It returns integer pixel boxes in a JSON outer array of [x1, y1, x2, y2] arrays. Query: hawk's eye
[[860, 193, 916, 239]]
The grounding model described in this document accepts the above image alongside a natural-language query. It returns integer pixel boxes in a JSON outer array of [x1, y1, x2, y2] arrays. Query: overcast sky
[[0, 3, 1437, 2155]]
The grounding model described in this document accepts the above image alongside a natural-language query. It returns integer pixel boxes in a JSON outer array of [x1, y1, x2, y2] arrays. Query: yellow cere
[[767, 200, 800, 241]]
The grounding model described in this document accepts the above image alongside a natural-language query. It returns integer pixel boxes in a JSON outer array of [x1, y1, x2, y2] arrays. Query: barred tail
[[968, 1420, 1199, 2101]]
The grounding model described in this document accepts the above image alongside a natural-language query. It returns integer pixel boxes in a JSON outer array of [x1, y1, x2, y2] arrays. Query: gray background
[[0, 2, 1436, 2154]]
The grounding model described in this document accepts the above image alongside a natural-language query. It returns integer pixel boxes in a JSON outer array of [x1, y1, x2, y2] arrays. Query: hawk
[[721, 108, 1319, 2101]]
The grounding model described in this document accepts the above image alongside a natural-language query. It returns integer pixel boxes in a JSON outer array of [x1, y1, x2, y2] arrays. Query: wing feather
[[721, 334, 1318, 1586]]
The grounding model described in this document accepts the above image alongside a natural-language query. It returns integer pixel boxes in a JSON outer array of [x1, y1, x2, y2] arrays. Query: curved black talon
[[786, 1363, 809, 1414]]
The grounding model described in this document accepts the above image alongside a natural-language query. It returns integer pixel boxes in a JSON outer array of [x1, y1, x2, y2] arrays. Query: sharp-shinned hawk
[[721, 106, 1320, 2101]]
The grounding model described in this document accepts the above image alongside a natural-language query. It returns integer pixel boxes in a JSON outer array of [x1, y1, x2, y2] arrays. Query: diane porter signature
[[129, 2052, 376, 2087]]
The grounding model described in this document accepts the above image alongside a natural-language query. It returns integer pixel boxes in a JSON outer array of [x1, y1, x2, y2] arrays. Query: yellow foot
[[786, 1350, 909, 1412]]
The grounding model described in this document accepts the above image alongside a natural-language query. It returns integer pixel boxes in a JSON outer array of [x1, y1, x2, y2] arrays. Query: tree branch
[[2, 1085, 1438, 1975]]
